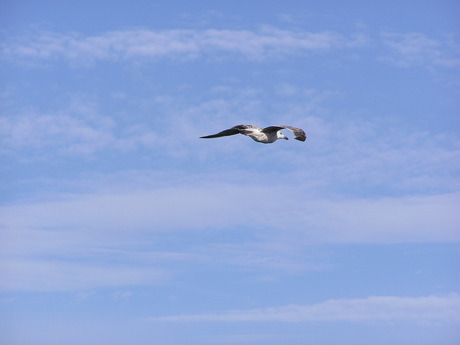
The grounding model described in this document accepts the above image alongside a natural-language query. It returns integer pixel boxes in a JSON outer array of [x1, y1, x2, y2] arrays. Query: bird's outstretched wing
[[263, 126, 307, 141], [200, 125, 257, 139]]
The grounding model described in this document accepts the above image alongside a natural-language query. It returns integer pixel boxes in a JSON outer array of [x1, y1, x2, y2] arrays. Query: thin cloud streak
[[1, 184, 458, 292], [3, 28, 459, 70], [1, 258, 168, 292], [2, 102, 458, 197], [381, 32, 460, 68], [1, 27, 354, 63], [2, 187, 459, 245], [0, 112, 157, 155], [148, 294, 460, 323]]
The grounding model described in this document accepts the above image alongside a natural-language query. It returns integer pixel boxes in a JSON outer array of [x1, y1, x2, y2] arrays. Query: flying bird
[[200, 124, 307, 144]]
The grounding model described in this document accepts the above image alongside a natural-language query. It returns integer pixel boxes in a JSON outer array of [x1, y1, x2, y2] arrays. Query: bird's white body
[[240, 126, 287, 143]]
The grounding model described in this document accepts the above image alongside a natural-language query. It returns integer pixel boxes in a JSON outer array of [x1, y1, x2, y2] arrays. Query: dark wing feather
[[263, 125, 307, 141], [200, 125, 252, 139], [262, 126, 285, 133], [283, 126, 307, 141]]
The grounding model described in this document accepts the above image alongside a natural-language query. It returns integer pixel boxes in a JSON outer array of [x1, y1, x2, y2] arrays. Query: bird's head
[[277, 131, 288, 140]]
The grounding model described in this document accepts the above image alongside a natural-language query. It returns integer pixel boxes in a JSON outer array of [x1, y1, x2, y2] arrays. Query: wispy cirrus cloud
[[0, 27, 356, 63], [1, 180, 458, 291], [2, 184, 459, 246], [381, 32, 460, 68], [0, 112, 157, 155], [1, 259, 168, 292], [3, 28, 458, 69], [1, 87, 458, 202], [148, 294, 460, 323]]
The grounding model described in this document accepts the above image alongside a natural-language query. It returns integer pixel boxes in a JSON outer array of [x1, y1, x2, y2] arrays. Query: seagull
[[200, 124, 307, 144]]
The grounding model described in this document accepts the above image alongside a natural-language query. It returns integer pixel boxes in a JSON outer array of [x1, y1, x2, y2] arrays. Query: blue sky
[[1, 1, 459, 344]]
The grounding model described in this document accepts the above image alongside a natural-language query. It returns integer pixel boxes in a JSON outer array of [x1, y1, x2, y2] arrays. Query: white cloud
[[4, 28, 458, 69], [2, 78, 458, 200], [1, 27, 356, 63], [2, 185, 459, 246], [1, 179, 458, 291], [0, 112, 158, 155], [0, 258, 167, 292], [147, 294, 460, 323], [311, 193, 460, 243], [381, 32, 460, 68]]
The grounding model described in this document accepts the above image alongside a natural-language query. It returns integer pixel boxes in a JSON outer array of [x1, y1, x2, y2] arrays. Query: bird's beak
[[284, 137, 289, 140]]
